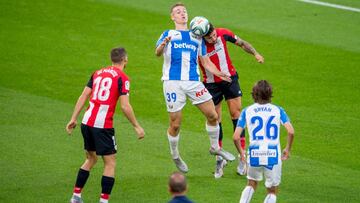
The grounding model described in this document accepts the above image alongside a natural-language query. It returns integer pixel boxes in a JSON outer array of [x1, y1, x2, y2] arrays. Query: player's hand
[[219, 72, 232, 83], [66, 120, 77, 135], [239, 153, 246, 162], [134, 126, 145, 140], [255, 54, 264, 63], [161, 36, 171, 47], [281, 148, 290, 160]]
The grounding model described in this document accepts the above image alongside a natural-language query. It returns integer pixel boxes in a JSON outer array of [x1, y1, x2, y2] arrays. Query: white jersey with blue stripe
[[237, 103, 290, 168], [156, 30, 207, 81]]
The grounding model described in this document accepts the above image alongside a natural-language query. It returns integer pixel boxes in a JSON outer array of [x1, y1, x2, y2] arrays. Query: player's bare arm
[[66, 86, 92, 135], [155, 36, 171, 56], [233, 127, 246, 161], [236, 37, 264, 63], [119, 95, 145, 139], [282, 122, 295, 160], [200, 56, 232, 82]]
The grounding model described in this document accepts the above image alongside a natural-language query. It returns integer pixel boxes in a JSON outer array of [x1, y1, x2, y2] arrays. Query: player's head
[[170, 2, 188, 25], [204, 23, 217, 44], [252, 80, 273, 104], [168, 171, 187, 195], [111, 47, 128, 66]]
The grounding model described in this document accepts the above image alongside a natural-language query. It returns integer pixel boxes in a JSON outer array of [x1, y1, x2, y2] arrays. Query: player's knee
[[206, 112, 218, 124], [170, 123, 181, 133], [267, 186, 277, 194], [87, 153, 98, 166]]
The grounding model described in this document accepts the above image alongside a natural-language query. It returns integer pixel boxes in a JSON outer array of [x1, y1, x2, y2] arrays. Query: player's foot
[[70, 195, 84, 203], [173, 157, 189, 173], [209, 148, 236, 161], [237, 158, 247, 176], [214, 159, 227, 179]]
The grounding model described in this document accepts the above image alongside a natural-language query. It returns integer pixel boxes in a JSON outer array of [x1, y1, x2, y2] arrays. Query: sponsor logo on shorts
[[168, 104, 173, 109], [196, 88, 208, 97]]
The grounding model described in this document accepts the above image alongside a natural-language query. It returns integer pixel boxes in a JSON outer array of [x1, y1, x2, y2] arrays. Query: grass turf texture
[[0, 0, 359, 202]]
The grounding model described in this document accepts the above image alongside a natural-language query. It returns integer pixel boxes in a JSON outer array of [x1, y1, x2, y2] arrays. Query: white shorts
[[246, 160, 282, 188], [163, 80, 212, 112]]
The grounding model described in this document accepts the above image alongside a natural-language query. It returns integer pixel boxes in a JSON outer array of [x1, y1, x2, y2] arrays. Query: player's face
[[171, 6, 188, 25], [204, 30, 217, 44]]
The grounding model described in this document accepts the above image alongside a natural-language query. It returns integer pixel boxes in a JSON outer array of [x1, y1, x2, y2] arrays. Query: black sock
[[232, 119, 238, 132], [240, 129, 245, 138], [218, 122, 223, 142], [101, 176, 115, 195], [75, 168, 90, 188]]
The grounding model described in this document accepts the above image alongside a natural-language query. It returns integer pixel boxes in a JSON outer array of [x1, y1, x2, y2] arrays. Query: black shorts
[[81, 124, 117, 156], [204, 73, 242, 106]]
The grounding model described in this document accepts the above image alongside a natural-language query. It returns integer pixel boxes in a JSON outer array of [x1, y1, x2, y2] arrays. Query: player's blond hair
[[170, 2, 185, 14]]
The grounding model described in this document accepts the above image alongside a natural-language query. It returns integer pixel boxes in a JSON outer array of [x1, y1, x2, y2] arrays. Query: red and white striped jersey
[[200, 28, 238, 83], [82, 66, 130, 129]]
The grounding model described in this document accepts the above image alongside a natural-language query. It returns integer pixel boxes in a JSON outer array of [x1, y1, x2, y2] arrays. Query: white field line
[[298, 0, 360, 13]]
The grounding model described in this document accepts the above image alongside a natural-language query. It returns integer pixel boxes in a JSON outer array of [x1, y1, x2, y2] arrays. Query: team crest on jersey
[[125, 81, 130, 91]]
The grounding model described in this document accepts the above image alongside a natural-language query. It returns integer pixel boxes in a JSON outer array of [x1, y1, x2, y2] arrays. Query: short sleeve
[[118, 76, 130, 95], [279, 107, 290, 124], [221, 28, 237, 44], [237, 108, 247, 128], [86, 74, 93, 88], [156, 30, 169, 47]]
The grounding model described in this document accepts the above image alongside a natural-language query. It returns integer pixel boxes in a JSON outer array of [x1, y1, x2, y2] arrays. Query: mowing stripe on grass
[[298, 0, 360, 12]]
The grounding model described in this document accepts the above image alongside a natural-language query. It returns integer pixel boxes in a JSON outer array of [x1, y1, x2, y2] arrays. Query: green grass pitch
[[0, 0, 359, 202]]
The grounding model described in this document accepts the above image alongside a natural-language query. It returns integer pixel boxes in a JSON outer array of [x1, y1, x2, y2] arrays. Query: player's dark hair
[[204, 23, 214, 37], [110, 47, 127, 64], [252, 80, 273, 104], [170, 2, 185, 13], [168, 172, 187, 193]]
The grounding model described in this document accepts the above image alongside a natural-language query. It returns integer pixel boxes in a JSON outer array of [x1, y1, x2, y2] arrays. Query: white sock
[[100, 198, 109, 203], [168, 133, 180, 159], [240, 186, 254, 203], [264, 193, 277, 203], [206, 123, 220, 150]]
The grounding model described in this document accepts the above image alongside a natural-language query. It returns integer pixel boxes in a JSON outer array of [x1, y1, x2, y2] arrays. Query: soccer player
[[66, 47, 145, 203], [155, 3, 235, 173], [199, 22, 264, 178], [233, 80, 294, 203], [168, 172, 194, 203]]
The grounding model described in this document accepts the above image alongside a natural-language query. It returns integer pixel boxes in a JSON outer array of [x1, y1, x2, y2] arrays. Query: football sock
[[168, 133, 180, 159], [240, 186, 254, 203], [73, 168, 90, 197], [100, 176, 115, 202], [240, 136, 246, 150], [100, 193, 109, 203], [206, 123, 220, 151], [218, 122, 223, 148], [232, 119, 238, 131], [264, 193, 277, 203]]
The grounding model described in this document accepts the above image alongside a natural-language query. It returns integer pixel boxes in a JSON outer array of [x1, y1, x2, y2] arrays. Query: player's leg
[[100, 154, 116, 203], [263, 162, 282, 203], [168, 111, 188, 173], [92, 127, 117, 203], [163, 81, 188, 173], [196, 100, 235, 161], [239, 180, 258, 203], [240, 166, 262, 203], [70, 124, 98, 203], [204, 82, 227, 178], [71, 151, 97, 203], [214, 102, 227, 178], [264, 187, 278, 203]]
